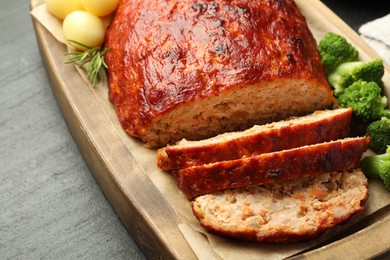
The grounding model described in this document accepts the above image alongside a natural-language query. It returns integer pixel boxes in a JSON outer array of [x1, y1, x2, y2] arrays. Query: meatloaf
[[176, 136, 370, 198], [157, 108, 352, 170], [105, 0, 336, 148], [192, 169, 368, 243]]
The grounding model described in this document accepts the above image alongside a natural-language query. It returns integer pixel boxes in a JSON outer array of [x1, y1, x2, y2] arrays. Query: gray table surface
[[1, 1, 388, 259], [1, 1, 146, 259]]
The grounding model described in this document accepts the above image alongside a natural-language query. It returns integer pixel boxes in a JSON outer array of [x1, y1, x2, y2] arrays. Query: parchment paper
[[31, 1, 390, 259]]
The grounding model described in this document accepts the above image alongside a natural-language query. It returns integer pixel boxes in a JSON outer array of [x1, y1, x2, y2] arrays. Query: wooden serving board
[[31, 0, 390, 259]]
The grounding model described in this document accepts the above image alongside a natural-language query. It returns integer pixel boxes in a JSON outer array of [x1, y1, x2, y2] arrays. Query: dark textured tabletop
[[0, 1, 388, 259]]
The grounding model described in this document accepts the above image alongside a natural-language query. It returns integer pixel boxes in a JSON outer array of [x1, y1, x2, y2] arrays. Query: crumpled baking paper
[[31, 1, 390, 259]]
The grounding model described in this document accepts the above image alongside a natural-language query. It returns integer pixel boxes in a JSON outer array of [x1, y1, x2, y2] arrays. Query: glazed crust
[[105, 0, 335, 147], [191, 170, 368, 243], [176, 137, 370, 198], [157, 108, 352, 170]]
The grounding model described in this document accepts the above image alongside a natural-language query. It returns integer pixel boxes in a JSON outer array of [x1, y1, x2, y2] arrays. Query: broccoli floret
[[360, 146, 390, 190], [337, 80, 390, 123], [318, 32, 359, 73], [328, 59, 384, 97], [366, 117, 390, 154]]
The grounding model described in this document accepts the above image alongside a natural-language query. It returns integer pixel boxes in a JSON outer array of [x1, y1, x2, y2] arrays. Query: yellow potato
[[44, 0, 84, 20], [80, 0, 120, 17], [63, 11, 105, 50]]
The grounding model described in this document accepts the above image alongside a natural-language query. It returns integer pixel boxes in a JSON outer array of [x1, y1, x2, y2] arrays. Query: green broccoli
[[360, 146, 390, 190], [328, 58, 384, 97], [366, 117, 390, 154], [337, 80, 390, 124], [318, 32, 359, 73]]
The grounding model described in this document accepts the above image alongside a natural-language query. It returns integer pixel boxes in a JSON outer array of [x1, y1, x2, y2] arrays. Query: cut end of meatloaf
[[144, 79, 335, 148], [157, 108, 352, 170], [176, 136, 370, 198], [191, 169, 368, 243], [105, 0, 336, 148]]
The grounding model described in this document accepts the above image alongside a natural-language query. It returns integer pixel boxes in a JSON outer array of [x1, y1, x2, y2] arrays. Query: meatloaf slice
[[157, 108, 352, 170], [176, 137, 370, 198], [191, 169, 368, 243], [105, 0, 335, 148]]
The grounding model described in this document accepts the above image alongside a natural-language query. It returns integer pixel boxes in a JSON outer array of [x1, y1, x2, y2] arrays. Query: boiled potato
[[44, 0, 84, 20], [80, 0, 120, 17], [63, 11, 105, 50]]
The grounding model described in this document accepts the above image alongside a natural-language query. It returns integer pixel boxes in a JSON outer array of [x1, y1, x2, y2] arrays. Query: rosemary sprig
[[64, 40, 111, 86]]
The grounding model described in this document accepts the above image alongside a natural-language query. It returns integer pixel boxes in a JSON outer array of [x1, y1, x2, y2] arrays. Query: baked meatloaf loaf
[[176, 136, 370, 198], [157, 108, 352, 170], [192, 169, 368, 243], [105, 0, 335, 148]]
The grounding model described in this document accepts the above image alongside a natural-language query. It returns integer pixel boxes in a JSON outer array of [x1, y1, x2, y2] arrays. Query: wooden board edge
[[31, 12, 198, 260], [308, 0, 390, 72], [292, 0, 390, 258], [290, 211, 390, 259], [30, 0, 390, 259]]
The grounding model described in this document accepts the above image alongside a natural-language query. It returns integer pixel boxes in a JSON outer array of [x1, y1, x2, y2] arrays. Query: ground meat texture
[[105, 0, 335, 148], [157, 108, 352, 170], [191, 169, 368, 243], [176, 137, 370, 198]]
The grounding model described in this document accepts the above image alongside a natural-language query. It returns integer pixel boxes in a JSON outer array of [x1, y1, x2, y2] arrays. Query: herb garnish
[[64, 40, 111, 86]]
